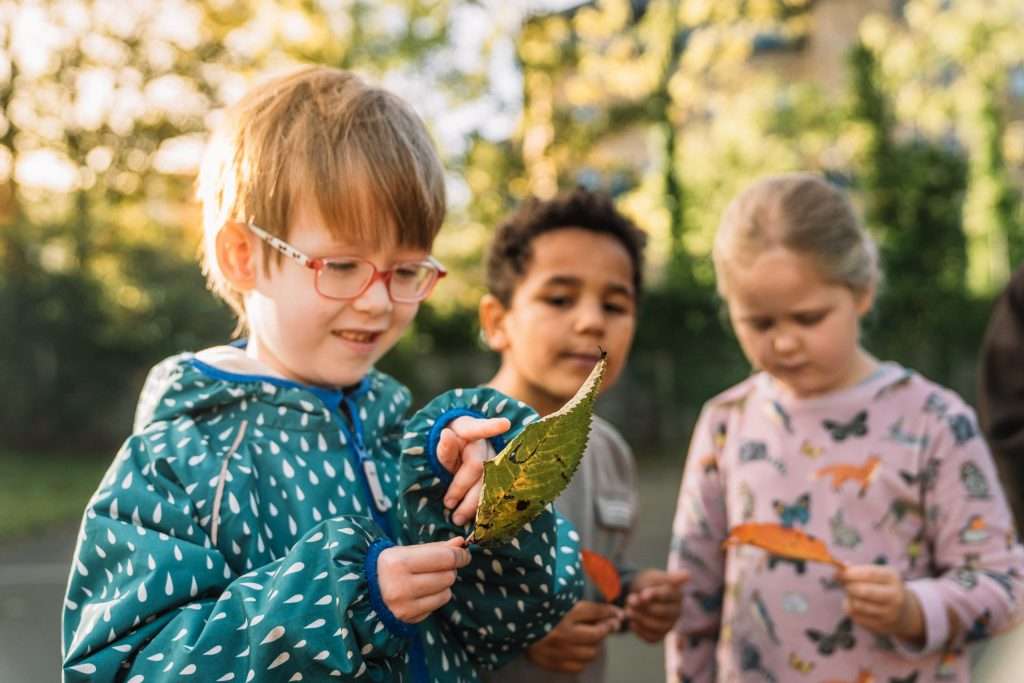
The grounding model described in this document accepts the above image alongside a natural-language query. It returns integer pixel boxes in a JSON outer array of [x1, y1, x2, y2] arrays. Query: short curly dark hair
[[486, 187, 647, 306]]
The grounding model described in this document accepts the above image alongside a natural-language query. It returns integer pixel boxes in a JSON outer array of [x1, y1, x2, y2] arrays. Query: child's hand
[[625, 568, 689, 642], [377, 537, 471, 623], [839, 564, 925, 645], [525, 600, 624, 673], [436, 415, 511, 525]]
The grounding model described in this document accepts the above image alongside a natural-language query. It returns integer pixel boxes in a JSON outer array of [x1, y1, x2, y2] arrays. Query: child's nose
[[352, 277, 393, 314], [574, 302, 607, 334], [772, 332, 799, 354]]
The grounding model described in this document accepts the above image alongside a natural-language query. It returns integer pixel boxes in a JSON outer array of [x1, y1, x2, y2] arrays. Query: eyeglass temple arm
[[247, 222, 319, 269]]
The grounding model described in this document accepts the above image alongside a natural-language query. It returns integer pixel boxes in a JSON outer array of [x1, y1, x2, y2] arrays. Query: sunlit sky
[[8, 0, 587, 197]]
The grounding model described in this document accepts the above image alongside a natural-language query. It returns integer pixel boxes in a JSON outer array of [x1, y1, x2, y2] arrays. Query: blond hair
[[712, 172, 879, 295], [197, 65, 446, 329]]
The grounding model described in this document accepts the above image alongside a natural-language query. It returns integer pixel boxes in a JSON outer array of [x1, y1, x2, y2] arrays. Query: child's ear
[[855, 284, 876, 317], [215, 221, 259, 292], [478, 294, 510, 351]]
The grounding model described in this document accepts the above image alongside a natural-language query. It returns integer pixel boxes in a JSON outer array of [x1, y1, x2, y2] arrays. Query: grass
[[0, 450, 110, 540]]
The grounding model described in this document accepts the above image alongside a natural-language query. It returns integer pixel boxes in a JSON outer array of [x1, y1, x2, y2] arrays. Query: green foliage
[[0, 450, 110, 539], [849, 41, 983, 397], [473, 355, 606, 546]]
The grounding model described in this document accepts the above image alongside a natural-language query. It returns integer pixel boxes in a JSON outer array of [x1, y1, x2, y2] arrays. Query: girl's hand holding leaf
[[625, 569, 689, 642], [525, 600, 623, 673], [839, 564, 926, 645], [377, 537, 471, 623], [436, 416, 511, 525]]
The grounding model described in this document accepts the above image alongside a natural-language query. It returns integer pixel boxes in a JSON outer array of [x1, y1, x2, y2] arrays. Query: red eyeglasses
[[248, 222, 446, 303]]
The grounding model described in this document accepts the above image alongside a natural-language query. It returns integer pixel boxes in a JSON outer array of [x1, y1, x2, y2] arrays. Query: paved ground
[[4, 460, 1024, 682], [0, 521, 78, 682]]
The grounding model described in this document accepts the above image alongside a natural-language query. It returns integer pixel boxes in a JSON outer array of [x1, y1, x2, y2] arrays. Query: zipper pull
[[362, 459, 392, 512]]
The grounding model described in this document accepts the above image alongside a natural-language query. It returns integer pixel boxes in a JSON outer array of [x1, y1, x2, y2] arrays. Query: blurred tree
[[2, 0, 1021, 452], [858, 0, 1024, 293], [848, 41, 978, 389], [0, 0, 494, 448]]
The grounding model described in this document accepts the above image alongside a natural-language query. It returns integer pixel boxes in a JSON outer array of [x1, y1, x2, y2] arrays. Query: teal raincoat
[[62, 347, 582, 681]]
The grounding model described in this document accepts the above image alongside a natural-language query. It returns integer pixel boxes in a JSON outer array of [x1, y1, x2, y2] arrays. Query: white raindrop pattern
[[63, 361, 578, 681]]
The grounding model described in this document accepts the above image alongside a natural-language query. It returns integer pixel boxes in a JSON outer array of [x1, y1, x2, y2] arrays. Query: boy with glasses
[[63, 66, 581, 682]]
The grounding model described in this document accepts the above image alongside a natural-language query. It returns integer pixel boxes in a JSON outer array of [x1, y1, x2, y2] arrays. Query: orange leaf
[[724, 522, 845, 568], [581, 549, 622, 603]]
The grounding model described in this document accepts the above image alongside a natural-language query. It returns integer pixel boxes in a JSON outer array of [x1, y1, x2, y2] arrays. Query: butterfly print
[[822, 411, 869, 442], [805, 616, 856, 655], [773, 492, 811, 528]]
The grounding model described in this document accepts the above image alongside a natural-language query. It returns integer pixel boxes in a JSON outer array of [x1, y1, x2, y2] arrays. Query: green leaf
[[472, 351, 607, 546]]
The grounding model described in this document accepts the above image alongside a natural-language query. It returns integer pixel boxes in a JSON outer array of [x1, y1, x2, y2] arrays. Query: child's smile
[[332, 327, 385, 351]]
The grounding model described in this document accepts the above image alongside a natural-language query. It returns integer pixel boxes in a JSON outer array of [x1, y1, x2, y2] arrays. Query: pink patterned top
[[666, 363, 1024, 682]]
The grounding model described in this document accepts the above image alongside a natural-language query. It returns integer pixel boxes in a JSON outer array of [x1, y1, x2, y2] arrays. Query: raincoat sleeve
[[397, 388, 583, 671], [900, 396, 1024, 655], [62, 429, 412, 682], [665, 405, 729, 683]]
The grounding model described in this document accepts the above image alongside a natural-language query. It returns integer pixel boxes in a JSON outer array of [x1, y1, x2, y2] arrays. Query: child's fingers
[[451, 478, 482, 526], [844, 582, 898, 604], [626, 585, 670, 609], [403, 569, 459, 597], [847, 611, 888, 635], [560, 619, 618, 645], [384, 541, 470, 574], [448, 415, 511, 442], [567, 601, 623, 625], [627, 596, 682, 620], [401, 589, 456, 624], [435, 427, 465, 473], [839, 564, 899, 585], [845, 596, 890, 619], [444, 445, 485, 509]]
